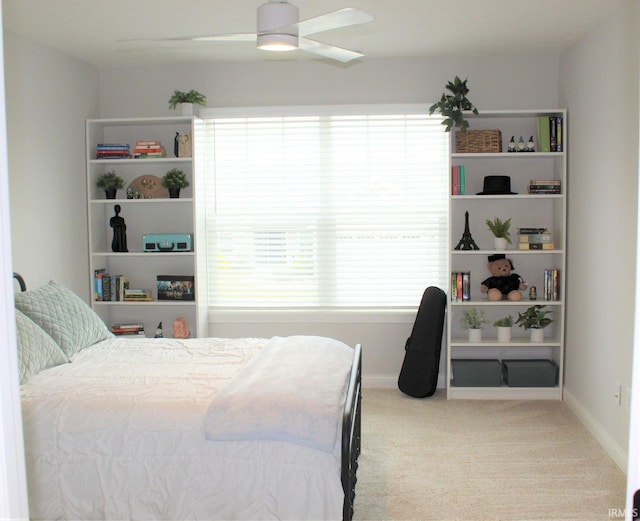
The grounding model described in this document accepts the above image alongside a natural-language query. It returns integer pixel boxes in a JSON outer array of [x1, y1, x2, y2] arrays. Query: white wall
[[559, 0, 640, 470], [97, 54, 560, 382], [4, 30, 99, 297]]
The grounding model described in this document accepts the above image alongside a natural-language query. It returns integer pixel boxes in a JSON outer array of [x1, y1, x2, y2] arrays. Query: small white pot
[[494, 237, 507, 250], [468, 328, 482, 342], [530, 328, 544, 342], [180, 102, 195, 116], [497, 326, 512, 343]]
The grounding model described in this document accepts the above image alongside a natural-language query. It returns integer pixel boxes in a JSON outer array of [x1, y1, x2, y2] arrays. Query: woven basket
[[455, 129, 502, 153]]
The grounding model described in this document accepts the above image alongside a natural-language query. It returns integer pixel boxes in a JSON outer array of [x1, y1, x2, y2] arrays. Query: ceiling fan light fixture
[[257, 33, 298, 51]]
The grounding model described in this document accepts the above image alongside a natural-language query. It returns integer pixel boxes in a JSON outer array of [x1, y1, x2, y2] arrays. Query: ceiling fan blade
[[121, 33, 257, 43], [296, 8, 374, 37], [298, 37, 363, 63]]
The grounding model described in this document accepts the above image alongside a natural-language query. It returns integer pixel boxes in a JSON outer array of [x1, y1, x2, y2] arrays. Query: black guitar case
[[398, 286, 447, 398]]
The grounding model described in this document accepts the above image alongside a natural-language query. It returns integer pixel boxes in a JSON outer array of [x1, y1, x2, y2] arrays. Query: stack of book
[[96, 143, 131, 159], [517, 227, 554, 250], [123, 288, 153, 302], [543, 269, 560, 301], [93, 270, 130, 301], [450, 271, 471, 302], [111, 323, 145, 336], [529, 179, 561, 194], [133, 140, 165, 158], [536, 116, 563, 152], [451, 165, 466, 195]]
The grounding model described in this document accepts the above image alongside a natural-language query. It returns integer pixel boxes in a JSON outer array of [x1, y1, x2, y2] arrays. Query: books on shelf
[[451, 271, 471, 302], [123, 288, 154, 302], [517, 227, 554, 250], [529, 179, 561, 194], [543, 269, 560, 301], [536, 116, 563, 152], [96, 143, 131, 159], [111, 322, 145, 336], [133, 140, 166, 159], [93, 272, 131, 301], [451, 165, 466, 195]]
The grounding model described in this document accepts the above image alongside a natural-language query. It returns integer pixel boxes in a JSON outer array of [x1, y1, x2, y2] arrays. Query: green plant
[[161, 168, 190, 189], [168, 89, 207, 109], [485, 217, 512, 243], [460, 308, 487, 330], [96, 171, 124, 190], [428, 76, 479, 132], [516, 305, 553, 330], [493, 315, 514, 327]]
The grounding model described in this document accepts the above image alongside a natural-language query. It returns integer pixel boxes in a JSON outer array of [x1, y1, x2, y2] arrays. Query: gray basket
[[452, 359, 502, 387], [502, 359, 559, 387]]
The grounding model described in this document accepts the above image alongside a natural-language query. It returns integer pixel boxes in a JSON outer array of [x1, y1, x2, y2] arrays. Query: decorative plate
[[127, 175, 168, 199]]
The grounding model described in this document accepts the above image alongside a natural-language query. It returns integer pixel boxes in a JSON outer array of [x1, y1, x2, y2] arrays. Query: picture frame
[[156, 275, 195, 301]]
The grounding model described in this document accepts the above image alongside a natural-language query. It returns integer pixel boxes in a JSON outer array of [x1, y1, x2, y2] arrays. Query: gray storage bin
[[452, 359, 502, 387], [502, 359, 559, 387]]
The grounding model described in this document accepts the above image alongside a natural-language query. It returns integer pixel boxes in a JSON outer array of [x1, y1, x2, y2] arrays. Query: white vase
[[180, 102, 195, 116], [530, 328, 544, 342], [468, 328, 482, 342], [497, 326, 512, 343], [494, 237, 507, 250]]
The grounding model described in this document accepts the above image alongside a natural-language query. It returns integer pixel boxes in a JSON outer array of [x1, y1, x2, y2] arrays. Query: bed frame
[[342, 343, 362, 521]]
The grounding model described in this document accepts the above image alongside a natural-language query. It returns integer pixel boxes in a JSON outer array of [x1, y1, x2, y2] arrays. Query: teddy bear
[[480, 254, 527, 301]]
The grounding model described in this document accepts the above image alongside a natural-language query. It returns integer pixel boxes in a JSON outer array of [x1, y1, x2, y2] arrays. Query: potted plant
[[161, 168, 190, 198], [493, 315, 514, 343], [486, 217, 512, 249], [460, 308, 487, 342], [96, 170, 125, 199], [428, 76, 479, 132], [168, 89, 207, 116], [516, 305, 553, 342]]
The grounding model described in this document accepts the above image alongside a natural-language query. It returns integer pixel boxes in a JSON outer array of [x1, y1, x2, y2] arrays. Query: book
[[537, 116, 551, 153], [518, 227, 550, 235], [94, 268, 106, 301], [518, 242, 555, 250], [519, 233, 552, 243]]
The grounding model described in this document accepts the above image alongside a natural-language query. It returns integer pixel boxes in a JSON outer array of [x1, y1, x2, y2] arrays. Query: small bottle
[[529, 286, 537, 300]]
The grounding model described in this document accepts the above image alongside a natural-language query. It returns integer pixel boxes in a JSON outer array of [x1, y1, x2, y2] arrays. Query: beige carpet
[[352, 389, 626, 521]]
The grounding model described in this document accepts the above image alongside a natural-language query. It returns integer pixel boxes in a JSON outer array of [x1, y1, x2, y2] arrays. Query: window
[[201, 105, 449, 309]]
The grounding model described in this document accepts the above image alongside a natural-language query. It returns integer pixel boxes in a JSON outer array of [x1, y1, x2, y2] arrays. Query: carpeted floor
[[352, 389, 627, 521]]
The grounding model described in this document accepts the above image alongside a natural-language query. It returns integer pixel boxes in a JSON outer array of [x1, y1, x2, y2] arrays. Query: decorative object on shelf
[[157, 275, 195, 301], [110, 205, 128, 252], [128, 175, 168, 199], [529, 286, 537, 300], [428, 76, 478, 132], [480, 254, 527, 301], [168, 89, 207, 116], [143, 233, 194, 253], [485, 216, 512, 249], [455, 129, 502, 153], [526, 136, 535, 152], [516, 305, 553, 342], [477, 175, 516, 195], [97, 171, 125, 199], [161, 168, 190, 198], [154, 322, 163, 338], [508, 136, 517, 153], [173, 317, 190, 339], [493, 315, 514, 343], [174, 132, 193, 158], [517, 136, 526, 152], [454, 211, 480, 250], [460, 308, 487, 342]]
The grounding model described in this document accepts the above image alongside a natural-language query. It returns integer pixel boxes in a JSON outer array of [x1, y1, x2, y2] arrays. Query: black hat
[[487, 253, 506, 262], [477, 175, 517, 195]]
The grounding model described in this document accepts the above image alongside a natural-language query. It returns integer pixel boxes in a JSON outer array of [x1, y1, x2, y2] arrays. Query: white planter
[[494, 237, 507, 250], [497, 326, 512, 343], [180, 102, 195, 116], [468, 328, 482, 342], [530, 328, 544, 342]]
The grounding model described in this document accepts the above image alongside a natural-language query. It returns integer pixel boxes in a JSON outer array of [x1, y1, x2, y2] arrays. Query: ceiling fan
[[141, 0, 374, 63]]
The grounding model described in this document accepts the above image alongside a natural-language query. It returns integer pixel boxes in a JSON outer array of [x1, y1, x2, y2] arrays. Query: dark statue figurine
[[110, 204, 128, 252], [455, 211, 479, 250]]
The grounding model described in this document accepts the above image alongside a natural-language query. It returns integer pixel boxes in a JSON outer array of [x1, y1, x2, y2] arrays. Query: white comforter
[[21, 336, 350, 520]]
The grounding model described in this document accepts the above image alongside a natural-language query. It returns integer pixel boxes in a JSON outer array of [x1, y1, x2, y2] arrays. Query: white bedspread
[[204, 335, 354, 452], [21, 336, 348, 520]]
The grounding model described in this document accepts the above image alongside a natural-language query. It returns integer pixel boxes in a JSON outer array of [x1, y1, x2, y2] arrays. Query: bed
[[13, 276, 362, 520]]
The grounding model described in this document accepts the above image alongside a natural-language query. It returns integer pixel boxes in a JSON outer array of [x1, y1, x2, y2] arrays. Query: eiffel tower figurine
[[455, 211, 480, 250]]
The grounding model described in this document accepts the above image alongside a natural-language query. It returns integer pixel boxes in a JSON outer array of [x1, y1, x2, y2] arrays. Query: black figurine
[[110, 204, 128, 252], [455, 211, 480, 250]]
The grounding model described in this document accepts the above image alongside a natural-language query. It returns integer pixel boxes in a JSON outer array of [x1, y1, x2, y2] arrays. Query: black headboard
[[13, 272, 26, 292]]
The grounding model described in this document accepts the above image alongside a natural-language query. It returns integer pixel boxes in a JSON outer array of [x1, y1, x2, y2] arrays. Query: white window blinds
[[202, 107, 449, 308]]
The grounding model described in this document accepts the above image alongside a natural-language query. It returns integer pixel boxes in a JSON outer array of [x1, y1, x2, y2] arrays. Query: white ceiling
[[2, 0, 625, 67]]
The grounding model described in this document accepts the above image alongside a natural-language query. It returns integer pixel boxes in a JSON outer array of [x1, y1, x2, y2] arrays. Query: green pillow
[[15, 280, 113, 358], [15, 308, 68, 384]]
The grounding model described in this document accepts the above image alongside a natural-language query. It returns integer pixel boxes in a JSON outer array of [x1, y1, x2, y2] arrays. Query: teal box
[[502, 359, 558, 387], [452, 359, 502, 387]]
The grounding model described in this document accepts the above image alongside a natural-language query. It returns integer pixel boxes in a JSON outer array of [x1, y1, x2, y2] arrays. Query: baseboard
[[363, 373, 447, 389], [564, 388, 628, 473]]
